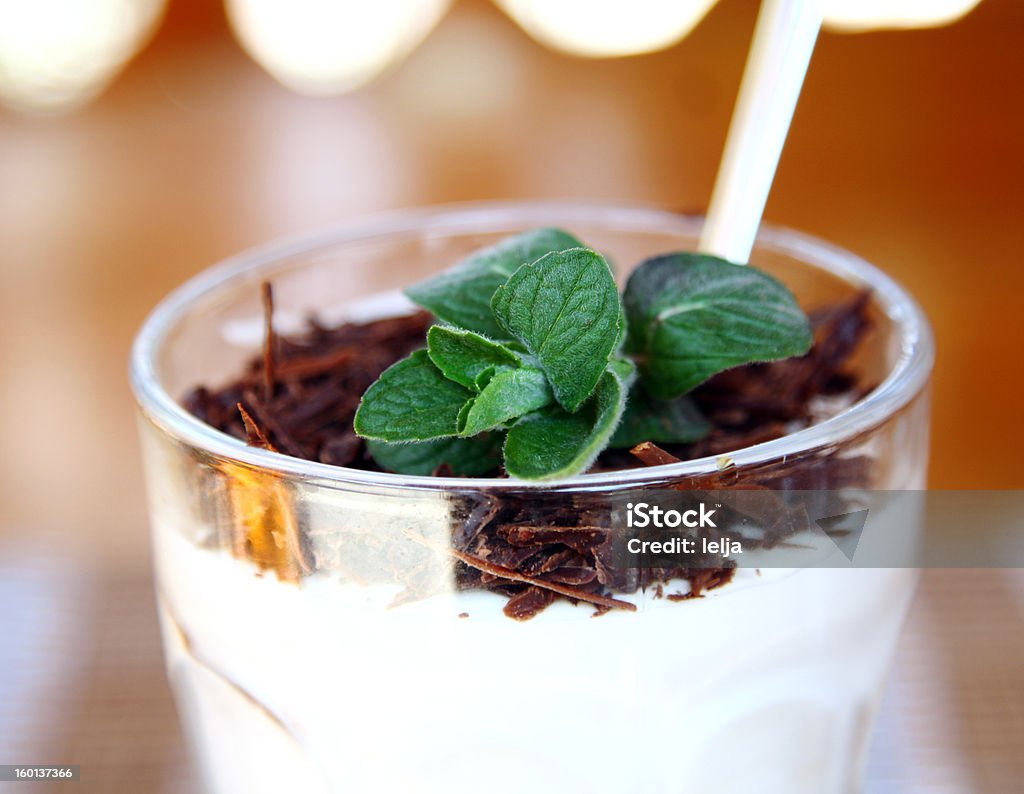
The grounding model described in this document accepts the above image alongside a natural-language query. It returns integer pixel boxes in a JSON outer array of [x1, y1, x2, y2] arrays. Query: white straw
[[700, 0, 822, 264]]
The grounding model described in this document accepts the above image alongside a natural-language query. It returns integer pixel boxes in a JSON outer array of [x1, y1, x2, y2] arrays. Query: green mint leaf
[[458, 367, 553, 436], [608, 356, 637, 387], [405, 228, 583, 338], [456, 400, 474, 433], [366, 436, 501, 476], [503, 370, 626, 480], [491, 248, 623, 413], [354, 350, 473, 441], [624, 253, 813, 398], [610, 388, 710, 448], [426, 326, 520, 390]]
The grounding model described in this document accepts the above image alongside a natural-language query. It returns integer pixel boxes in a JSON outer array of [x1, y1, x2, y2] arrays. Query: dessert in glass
[[132, 201, 933, 793]]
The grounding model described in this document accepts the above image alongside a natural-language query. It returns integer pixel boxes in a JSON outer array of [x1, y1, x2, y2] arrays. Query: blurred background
[[0, 0, 1021, 791]]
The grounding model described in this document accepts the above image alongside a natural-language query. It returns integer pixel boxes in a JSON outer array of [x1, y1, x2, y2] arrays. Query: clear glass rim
[[130, 200, 934, 492]]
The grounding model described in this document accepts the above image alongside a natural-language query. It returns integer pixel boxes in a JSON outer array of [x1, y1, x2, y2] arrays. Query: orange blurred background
[[0, 1, 1022, 790], [1, 0, 1022, 567]]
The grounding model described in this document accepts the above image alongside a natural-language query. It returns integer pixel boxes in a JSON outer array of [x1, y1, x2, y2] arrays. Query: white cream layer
[[155, 522, 916, 794]]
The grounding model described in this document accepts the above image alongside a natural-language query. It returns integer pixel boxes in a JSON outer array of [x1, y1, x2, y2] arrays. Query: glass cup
[[131, 201, 933, 794]]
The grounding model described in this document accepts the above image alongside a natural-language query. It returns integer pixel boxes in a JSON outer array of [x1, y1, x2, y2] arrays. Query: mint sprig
[[623, 252, 812, 398], [366, 436, 501, 476], [355, 229, 813, 480], [459, 368, 552, 436], [426, 326, 520, 390], [354, 349, 472, 441], [610, 388, 710, 449], [405, 228, 584, 338], [504, 370, 627, 479], [491, 248, 622, 412]]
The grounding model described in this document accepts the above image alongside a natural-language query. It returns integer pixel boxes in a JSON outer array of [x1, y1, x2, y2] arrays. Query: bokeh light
[[225, 0, 452, 95], [823, 0, 984, 32], [492, 0, 719, 58], [0, 0, 989, 114], [0, 0, 164, 113]]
